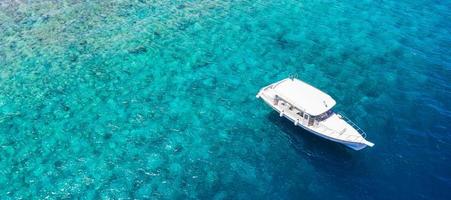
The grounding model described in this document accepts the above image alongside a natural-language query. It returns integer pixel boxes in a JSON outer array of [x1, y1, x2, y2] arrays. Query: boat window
[[297, 111, 304, 117], [316, 110, 334, 121], [308, 117, 314, 126]]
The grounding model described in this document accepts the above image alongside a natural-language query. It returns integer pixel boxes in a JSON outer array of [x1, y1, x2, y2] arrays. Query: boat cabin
[[272, 78, 336, 126]]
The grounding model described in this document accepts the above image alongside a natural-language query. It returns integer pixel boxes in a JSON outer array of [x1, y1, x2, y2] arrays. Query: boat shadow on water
[[266, 111, 376, 198], [265, 111, 368, 172]]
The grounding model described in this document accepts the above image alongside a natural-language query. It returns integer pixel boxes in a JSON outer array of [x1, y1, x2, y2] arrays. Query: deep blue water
[[1, 0, 450, 199]]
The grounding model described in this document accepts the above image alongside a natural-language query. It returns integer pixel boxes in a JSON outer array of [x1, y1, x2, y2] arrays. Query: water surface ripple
[[0, 0, 450, 199]]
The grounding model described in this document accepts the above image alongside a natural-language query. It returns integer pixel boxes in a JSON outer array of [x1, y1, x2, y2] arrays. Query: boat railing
[[275, 103, 367, 142], [289, 74, 299, 80], [315, 123, 365, 142], [338, 114, 367, 138]]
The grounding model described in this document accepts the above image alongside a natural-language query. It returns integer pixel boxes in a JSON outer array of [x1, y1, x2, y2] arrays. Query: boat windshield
[[316, 110, 334, 121]]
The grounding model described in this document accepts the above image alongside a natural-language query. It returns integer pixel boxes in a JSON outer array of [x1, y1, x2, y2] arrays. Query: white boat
[[256, 77, 374, 150]]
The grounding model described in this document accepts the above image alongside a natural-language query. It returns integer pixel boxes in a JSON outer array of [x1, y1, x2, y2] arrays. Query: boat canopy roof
[[273, 78, 336, 116]]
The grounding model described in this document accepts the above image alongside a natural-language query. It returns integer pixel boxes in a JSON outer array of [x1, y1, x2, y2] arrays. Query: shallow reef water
[[0, 0, 450, 199]]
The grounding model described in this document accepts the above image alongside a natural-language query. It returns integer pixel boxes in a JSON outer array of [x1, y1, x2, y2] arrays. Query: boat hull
[[300, 126, 369, 150], [282, 110, 370, 150]]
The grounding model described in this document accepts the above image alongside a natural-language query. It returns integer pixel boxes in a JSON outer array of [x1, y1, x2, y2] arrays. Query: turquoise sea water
[[1, 0, 450, 199]]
